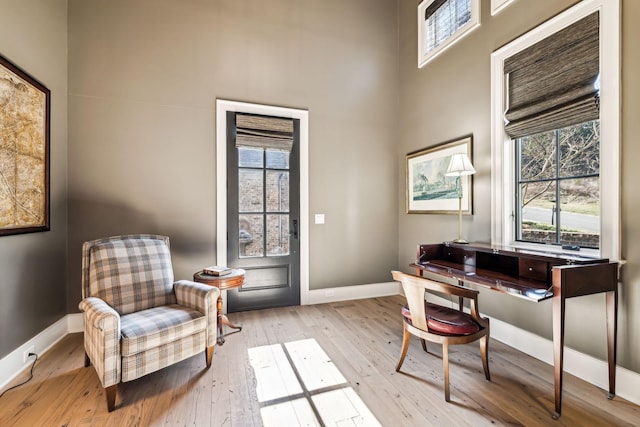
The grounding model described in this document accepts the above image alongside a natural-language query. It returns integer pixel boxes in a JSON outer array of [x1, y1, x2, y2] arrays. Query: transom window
[[418, 0, 480, 67]]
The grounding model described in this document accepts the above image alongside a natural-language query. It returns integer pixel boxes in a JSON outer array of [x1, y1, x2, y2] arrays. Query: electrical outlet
[[23, 345, 35, 363]]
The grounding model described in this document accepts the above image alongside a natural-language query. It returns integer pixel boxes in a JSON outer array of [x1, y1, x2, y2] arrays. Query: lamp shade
[[445, 153, 476, 176]]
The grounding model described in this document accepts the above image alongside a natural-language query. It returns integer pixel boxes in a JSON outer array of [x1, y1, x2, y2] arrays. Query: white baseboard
[[2, 291, 639, 408], [0, 315, 72, 390], [305, 281, 402, 305]]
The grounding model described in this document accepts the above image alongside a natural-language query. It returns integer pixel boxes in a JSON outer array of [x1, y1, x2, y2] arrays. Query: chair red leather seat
[[392, 271, 490, 402], [401, 303, 480, 336]]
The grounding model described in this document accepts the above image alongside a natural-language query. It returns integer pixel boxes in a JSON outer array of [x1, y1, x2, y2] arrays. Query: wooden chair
[[391, 270, 490, 401]]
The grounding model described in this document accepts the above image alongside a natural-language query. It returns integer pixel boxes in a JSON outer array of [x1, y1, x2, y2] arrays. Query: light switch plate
[[315, 214, 325, 224]]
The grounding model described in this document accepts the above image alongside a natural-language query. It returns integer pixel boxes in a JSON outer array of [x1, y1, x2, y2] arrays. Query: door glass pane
[[266, 171, 289, 213], [238, 147, 263, 168], [267, 214, 289, 256], [239, 214, 264, 258], [266, 150, 289, 169], [519, 181, 556, 244], [559, 177, 600, 248], [239, 169, 263, 212]]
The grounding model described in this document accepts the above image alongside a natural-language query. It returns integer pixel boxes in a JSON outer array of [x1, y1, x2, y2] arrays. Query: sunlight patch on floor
[[313, 387, 380, 426], [284, 338, 346, 391], [260, 398, 319, 427], [248, 343, 302, 402], [249, 338, 381, 427]]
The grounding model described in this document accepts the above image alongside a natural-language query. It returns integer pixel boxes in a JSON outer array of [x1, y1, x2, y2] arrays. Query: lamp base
[[452, 239, 470, 244]]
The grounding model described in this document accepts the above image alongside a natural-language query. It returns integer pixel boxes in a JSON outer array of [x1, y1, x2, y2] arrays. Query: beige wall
[[0, 0, 68, 358], [398, 0, 640, 372], [66, 0, 400, 310]]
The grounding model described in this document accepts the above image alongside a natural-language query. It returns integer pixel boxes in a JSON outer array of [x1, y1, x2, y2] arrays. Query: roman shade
[[235, 113, 294, 152], [504, 12, 599, 139]]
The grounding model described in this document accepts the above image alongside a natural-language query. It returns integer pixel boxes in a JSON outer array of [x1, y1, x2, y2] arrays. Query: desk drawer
[[519, 258, 548, 282]]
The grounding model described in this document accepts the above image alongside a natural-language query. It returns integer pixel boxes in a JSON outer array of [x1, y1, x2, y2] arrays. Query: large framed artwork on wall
[[0, 54, 50, 236], [406, 135, 473, 214]]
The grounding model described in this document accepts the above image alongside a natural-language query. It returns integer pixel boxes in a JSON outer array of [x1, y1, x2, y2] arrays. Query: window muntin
[[515, 121, 600, 249], [418, 0, 480, 68]]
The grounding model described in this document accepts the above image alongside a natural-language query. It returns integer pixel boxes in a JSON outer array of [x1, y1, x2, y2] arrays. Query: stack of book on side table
[[203, 265, 232, 276]]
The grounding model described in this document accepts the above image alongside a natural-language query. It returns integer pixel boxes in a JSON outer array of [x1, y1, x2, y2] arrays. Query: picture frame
[[0, 54, 50, 236], [406, 135, 473, 214]]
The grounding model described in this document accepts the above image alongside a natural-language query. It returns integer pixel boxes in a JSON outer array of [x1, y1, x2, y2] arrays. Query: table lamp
[[445, 153, 476, 243]]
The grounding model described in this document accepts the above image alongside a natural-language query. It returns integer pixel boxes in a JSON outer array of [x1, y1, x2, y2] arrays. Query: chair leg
[[105, 385, 117, 412], [396, 326, 411, 372], [84, 351, 91, 367], [443, 342, 450, 402], [205, 346, 214, 368], [420, 339, 428, 352], [480, 335, 491, 381]]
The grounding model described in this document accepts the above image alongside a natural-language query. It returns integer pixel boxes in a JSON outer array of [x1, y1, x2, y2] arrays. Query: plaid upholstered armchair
[[79, 235, 220, 411]]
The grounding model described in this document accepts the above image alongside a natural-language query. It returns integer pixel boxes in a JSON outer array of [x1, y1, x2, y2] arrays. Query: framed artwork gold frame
[[406, 135, 473, 214], [0, 54, 50, 236]]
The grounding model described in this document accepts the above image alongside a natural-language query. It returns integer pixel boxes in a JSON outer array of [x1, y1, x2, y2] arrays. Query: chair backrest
[[81, 234, 177, 315], [392, 270, 480, 333]]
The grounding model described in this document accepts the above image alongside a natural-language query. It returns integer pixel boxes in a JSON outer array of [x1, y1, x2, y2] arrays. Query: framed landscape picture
[[0, 54, 50, 236], [406, 135, 473, 214]]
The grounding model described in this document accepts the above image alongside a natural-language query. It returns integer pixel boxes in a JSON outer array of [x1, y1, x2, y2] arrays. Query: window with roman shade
[[490, 0, 620, 260], [503, 12, 600, 139]]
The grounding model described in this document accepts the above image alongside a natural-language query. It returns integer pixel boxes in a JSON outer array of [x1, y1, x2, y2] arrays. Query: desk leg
[[606, 289, 617, 399], [552, 293, 565, 420]]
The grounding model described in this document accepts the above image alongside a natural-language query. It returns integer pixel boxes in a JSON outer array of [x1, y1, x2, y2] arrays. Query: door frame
[[215, 99, 310, 308]]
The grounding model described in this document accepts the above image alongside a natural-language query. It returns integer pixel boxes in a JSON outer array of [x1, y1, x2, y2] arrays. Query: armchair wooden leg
[[443, 342, 450, 402], [84, 351, 91, 367], [105, 385, 117, 412], [480, 335, 490, 381], [396, 326, 411, 372], [205, 346, 214, 368]]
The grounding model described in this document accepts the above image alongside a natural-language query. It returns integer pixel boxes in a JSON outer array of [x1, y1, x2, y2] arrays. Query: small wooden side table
[[193, 269, 245, 345]]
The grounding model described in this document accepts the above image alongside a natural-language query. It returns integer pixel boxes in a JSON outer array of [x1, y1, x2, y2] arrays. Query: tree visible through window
[[516, 120, 600, 249]]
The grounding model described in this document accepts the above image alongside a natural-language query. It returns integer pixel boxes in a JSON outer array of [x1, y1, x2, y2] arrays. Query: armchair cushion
[[85, 235, 177, 315], [120, 304, 206, 356], [401, 303, 480, 336]]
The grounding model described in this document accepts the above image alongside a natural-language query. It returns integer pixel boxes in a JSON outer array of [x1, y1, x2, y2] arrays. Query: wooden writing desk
[[411, 242, 618, 419]]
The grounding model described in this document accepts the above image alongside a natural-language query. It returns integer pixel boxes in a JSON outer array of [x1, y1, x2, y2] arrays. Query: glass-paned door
[[226, 112, 300, 311]]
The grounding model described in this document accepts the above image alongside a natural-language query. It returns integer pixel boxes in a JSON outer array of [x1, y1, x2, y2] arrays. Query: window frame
[[490, 0, 620, 260], [418, 0, 481, 68]]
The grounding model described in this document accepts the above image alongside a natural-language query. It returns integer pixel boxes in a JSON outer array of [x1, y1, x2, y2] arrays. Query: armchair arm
[[78, 297, 121, 387], [174, 280, 220, 347]]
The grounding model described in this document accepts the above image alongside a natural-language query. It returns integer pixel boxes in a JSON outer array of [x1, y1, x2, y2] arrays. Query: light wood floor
[[1, 296, 638, 426]]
